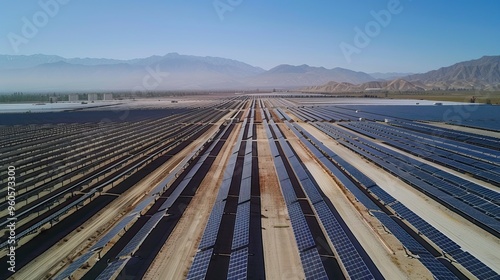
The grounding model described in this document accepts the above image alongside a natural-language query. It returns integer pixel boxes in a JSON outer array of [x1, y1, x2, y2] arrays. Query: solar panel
[[54, 251, 95, 280], [300, 178, 323, 204], [238, 177, 252, 203], [264, 122, 273, 139], [227, 247, 249, 280], [244, 139, 252, 155], [287, 202, 316, 251], [186, 248, 214, 280], [118, 211, 165, 257], [198, 201, 226, 250], [95, 258, 129, 280], [300, 248, 328, 280], [91, 213, 138, 250], [278, 139, 294, 157], [246, 123, 253, 140], [418, 254, 458, 280], [280, 178, 297, 205], [370, 211, 426, 254], [369, 186, 396, 205], [241, 161, 252, 180], [231, 202, 250, 250], [314, 201, 375, 279], [341, 163, 377, 188], [274, 157, 289, 182], [450, 251, 499, 279], [289, 156, 309, 181], [217, 178, 232, 202], [269, 141, 280, 157]]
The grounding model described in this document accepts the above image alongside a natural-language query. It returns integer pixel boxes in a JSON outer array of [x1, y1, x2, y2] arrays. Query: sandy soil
[[14, 123, 223, 280], [256, 123, 305, 280], [298, 122, 500, 274], [143, 122, 240, 280], [278, 123, 431, 279]]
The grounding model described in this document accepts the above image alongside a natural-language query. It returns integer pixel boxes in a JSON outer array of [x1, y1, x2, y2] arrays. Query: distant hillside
[[244, 64, 375, 87], [304, 56, 500, 93], [369, 72, 415, 80], [405, 56, 500, 90], [303, 79, 425, 92]]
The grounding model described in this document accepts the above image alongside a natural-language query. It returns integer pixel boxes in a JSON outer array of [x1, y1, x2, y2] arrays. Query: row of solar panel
[[187, 120, 257, 279], [295, 121, 476, 279], [54, 124, 233, 280], [391, 121, 500, 152], [316, 123, 500, 235], [341, 125, 500, 218], [266, 122, 331, 279], [284, 122, 379, 279], [344, 122, 500, 185]]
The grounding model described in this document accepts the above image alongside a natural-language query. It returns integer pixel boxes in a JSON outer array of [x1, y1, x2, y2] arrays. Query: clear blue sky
[[1, 0, 499, 73]]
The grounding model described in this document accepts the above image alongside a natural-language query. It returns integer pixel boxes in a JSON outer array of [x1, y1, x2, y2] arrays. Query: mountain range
[[305, 56, 500, 93], [0, 53, 499, 92]]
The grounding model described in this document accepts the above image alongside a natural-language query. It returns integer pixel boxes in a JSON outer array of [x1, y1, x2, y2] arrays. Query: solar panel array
[[300, 248, 329, 280], [54, 251, 95, 280], [54, 124, 233, 279], [231, 202, 251, 250], [417, 255, 459, 280], [289, 121, 481, 279], [315, 122, 500, 236], [188, 117, 256, 279], [118, 211, 165, 257], [186, 248, 214, 280], [287, 202, 316, 251], [95, 258, 130, 280], [314, 201, 374, 279], [285, 122, 381, 279], [227, 247, 249, 280], [198, 201, 226, 250]]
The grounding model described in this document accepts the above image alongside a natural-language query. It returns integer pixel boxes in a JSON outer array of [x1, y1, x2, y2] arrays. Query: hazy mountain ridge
[[305, 56, 500, 92], [0, 54, 499, 92], [0, 53, 377, 91]]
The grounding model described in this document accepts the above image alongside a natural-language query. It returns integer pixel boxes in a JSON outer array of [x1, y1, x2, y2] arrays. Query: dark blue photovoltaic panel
[[198, 201, 226, 250], [314, 201, 375, 279], [227, 247, 249, 280], [246, 123, 253, 140], [369, 185, 396, 205], [95, 258, 129, 280], [245, 139, 252, 155], [450, 251, 499, 279], [269, 140, 280, 157], [371, 211, 426, 254], [241, 161, 252, 180], [341, 163, 377, 188], [54, 251, 95, 280], [264, 122, 273, 139], [300, 248, 328, 280], [418, 254, 458, 280], [238, 177, 252, 204], [217, 178, 232, 202], [231, 202, 250, 250], [118, 211, 165, 257], [287, 202, 316, 251], [186, 248, 214, 280], [91, 213, 137, 250], [289, 156, 309, 181], [274, 157, 288, 181], [280, 178, 297, 205], [300, 178, 323, 204], [279, 138, 294, 157]]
